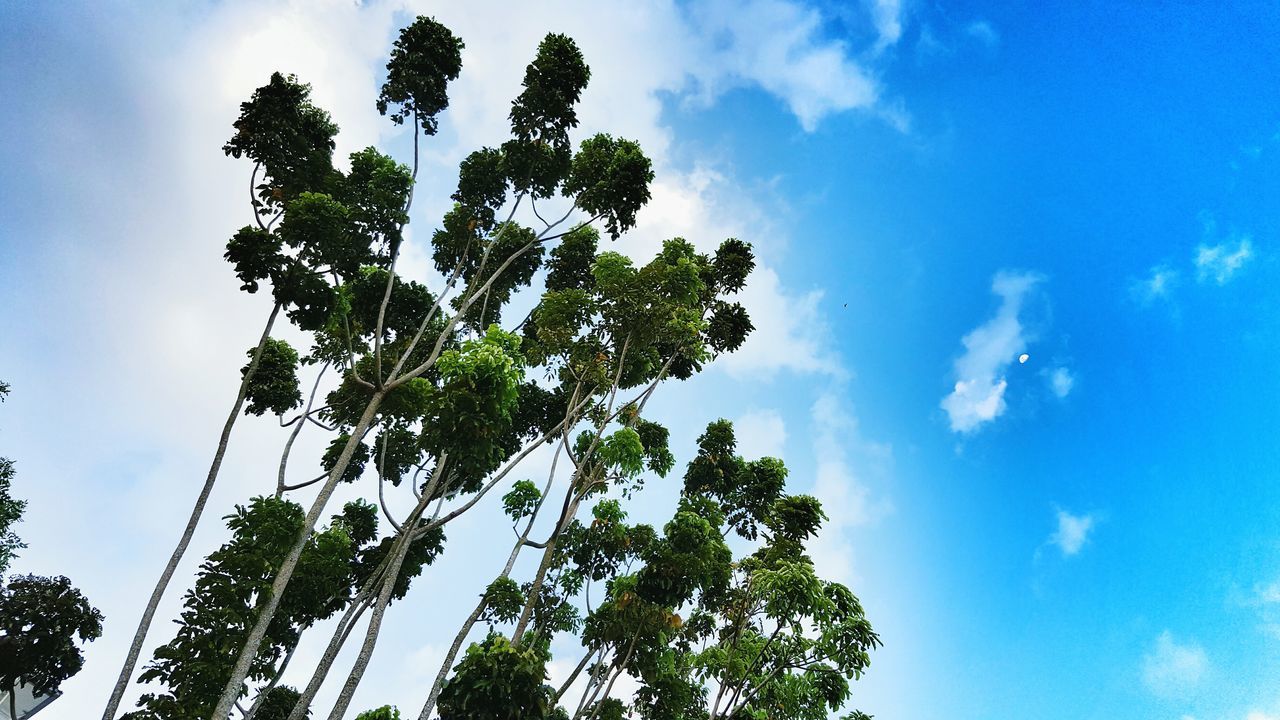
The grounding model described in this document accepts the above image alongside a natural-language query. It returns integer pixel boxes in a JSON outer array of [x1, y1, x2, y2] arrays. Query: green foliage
[[564, 133, 653, 239], [354, 705, 402, 720], [544, 225, 598, 292], [453, 148, 509, 233], [344, 147, 414, 250], [225, 226, 283, 293], [223, 72, 338, 206], [481, 577, 525, 624], [130, 497, 378, 718], [503, 34, 590, 197], [419, 327, 525, 483], [437, 634, 554, 720], [252, 686, 310, 720], [0, 456, 22, 576], [0, 574, 103, 697], [279, 192, 366, 280], [243, 338, 303, 417], [354, 523, 446, 602], [321, 433, 371, 484], [377, 16, 464, 133], [711, 237, 755, 294], [501, 480, 542, 520]]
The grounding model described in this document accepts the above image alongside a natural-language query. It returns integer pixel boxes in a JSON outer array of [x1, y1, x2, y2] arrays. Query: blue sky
[[3, 1, 1280, 718]]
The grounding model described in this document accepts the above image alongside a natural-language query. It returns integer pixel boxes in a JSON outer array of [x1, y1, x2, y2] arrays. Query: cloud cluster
[[1133, 222, 1256, 306], [1196, 237, 1254, 285], [1048, 509, 1094, 556], [940, 271, 1043, 433], [1142, 630, 1208, 699]]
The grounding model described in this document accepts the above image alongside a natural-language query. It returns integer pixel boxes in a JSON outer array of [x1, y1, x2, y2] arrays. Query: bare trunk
[[102, 302, 280, 720], [211, 392, 385, 720]]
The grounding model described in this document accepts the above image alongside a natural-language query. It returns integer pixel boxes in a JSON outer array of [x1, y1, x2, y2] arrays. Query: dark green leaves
[[453, 148, 510, 233], [377, 16, 464, 134], [712, 237, 755, 294], [279, 192, 366, 280], [707, 301, 753, 354], [223, 72, 338, 204], [225, 226, 283, 293], [345, 148, 413, 250], [243, 338, 303, 417], [565, 134, 654, 239], [0, 574, 103, 697], [504, 33, 591, 196]]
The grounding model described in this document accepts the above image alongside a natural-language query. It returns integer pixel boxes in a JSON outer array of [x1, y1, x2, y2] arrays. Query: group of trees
[[0, 381, 105, 719], [96, 15, 879, 720]]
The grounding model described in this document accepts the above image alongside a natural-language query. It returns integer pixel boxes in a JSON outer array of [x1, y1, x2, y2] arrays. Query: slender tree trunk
[[102, 302, 281, 720], [323, 497, 428, 720], [212, 391, 385, 720]]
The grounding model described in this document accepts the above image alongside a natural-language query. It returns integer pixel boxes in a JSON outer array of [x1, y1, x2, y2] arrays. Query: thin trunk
[[243, 630, 301, 720], [552, 648, 596, 704], [284, 593, 374, 720], [323, 460, 444, 720], [277, 364, 329, 497], [212, 392, 385, 720], [417, 443, 566, 720], [102, 302, 280, 720], [286, 460, 445, 720]]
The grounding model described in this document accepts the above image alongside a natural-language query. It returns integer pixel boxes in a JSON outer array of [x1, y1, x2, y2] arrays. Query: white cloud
[[964, 20, 999, 48], [1142, 630, 1208, 698], [1049, 509, 1094, 556], [1131, 263, 1179, 305], [1196, 237, 1254, 284], [685, 0, 883, 131], [807, 393, 893, 586], [733, 409, 788, 459], [940, 271, 1043, 433], [867, 0, 906, 50], [1047, 366, 1075, 399]]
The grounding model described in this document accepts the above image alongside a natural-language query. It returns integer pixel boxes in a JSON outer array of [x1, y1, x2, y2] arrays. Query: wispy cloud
[[867, 0, 905, 50], [1046, 366, 1076, 399], [1131, 263, 1180, 305], [1142, 630, 1208, 698], [1196, 237, 1254, 284], [941, 271, 1043, 433], [807, 393, 893, 586], [1049, 509, 1094, 556], [733, 408, 788, 459], [964, 20, 999, 48], [686, 0, 886, 132]]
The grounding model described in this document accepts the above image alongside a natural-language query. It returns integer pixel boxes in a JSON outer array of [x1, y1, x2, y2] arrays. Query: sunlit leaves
[[437, 634, 554, 720], [502, 480, 542, 520]]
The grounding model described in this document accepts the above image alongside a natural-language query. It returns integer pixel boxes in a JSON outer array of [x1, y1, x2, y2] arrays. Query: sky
[[2, 1, 1280, 718]]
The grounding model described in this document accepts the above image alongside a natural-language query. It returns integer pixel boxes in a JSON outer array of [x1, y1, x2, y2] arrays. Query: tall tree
[[0, 381, 25, 576], [110, 15, 879, 720]]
